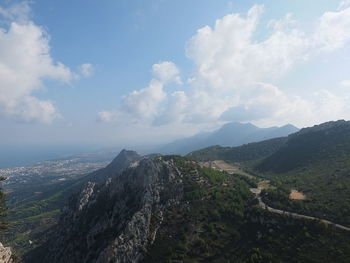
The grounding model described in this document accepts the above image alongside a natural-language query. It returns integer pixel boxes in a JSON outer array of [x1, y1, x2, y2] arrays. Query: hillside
[[24, 155, 350, 263], [157, 122, 298, 155], [188, 137, 287, 164], [256, 120, 350, 226], [2, 150, 141, 256], [257, 120, 350, 172], [189, 120, 350, 227]]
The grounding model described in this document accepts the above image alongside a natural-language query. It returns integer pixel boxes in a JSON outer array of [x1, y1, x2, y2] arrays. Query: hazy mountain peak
[[157, 122, 299, 155], [107, 149, 142, 170], [280, 124, 299, 129], [220, 122, 258, 129]]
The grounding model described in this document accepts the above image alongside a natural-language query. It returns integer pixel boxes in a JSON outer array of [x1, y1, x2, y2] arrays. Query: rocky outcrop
[[34, 158, 184, 263], [0, 242, 13, 263]]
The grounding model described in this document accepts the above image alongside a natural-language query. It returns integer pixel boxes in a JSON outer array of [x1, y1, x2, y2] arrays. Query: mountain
[[24, 155, 350, 263], [3, 149, 142, 257], [189, 120, 350, 227], [81, 149, 142, 183], [255, 120, 350, 225], [157, 122, 298, 155], [257, 120, 350, 172], [188, 137, 287, 164]]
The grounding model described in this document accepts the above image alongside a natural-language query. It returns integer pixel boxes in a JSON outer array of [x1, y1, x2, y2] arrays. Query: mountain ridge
[[157, 122, 298, 155]]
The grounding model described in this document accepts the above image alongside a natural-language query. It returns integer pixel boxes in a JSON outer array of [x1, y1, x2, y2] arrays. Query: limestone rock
[[0, 242, 13, 263], [37, 157, 184, 263]]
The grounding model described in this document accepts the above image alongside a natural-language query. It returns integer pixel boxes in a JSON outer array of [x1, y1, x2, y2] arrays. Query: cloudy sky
[[1, 0, 350, 149]]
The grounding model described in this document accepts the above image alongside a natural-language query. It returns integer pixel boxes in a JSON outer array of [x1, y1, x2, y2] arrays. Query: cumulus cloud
[[0, 2, 76, 123], [122, 79, 166, 120], [99, 3, 350, 128], [314, 5, 350, 51], [338, 0, 350, 10], [152, 61, 181, 84], [98, 61, 181, 124]]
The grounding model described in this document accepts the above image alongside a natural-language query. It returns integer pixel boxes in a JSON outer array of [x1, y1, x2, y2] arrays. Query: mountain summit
[[158, 122, 298, 154]]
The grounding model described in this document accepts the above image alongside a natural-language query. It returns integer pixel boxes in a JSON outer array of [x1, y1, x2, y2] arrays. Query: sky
[[0, 0, 350, 151]]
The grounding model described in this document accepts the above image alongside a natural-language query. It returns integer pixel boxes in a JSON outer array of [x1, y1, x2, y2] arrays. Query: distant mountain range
[[157, 122, 299, 155]]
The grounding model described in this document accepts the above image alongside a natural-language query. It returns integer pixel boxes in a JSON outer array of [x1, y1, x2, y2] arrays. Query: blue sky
[[0, 0, 350, 149]]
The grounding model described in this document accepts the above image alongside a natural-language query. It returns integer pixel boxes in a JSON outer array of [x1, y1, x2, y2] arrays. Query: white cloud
[[98, 61, 181, 124], [153, 90, 188, 125], [0, 3, 76, 123], [122, 79, 166, 120], [79, 63, 94, 78], [0, 2, 31, 23], [152, 61, 181, 84], [100, 3, 350, 129], [314, 5, 350, 51], [338, 0, 350, 10]]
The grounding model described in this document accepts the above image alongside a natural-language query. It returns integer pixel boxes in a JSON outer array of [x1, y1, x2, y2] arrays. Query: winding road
[[204, 160, 350, 232], [256, 194, 350, 232]]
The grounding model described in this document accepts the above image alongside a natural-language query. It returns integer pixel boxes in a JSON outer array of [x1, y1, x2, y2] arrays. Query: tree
[[0, 177, 8, 232]]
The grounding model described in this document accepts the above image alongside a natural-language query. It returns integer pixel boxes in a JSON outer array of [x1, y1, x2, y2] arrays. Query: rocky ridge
[[31, 157, 184, 263], [0, 242, 13, 263]]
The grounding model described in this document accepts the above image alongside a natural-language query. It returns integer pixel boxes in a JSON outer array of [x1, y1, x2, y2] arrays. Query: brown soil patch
[[289, 190, 306, 200]]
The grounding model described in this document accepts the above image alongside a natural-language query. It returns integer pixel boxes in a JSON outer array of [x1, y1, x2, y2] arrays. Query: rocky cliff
[[0, 242, 13, 263], [30, 157, 184, 263]]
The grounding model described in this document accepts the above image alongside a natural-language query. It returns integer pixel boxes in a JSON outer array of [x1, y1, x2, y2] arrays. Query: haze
[[0, 0, 350, 157]]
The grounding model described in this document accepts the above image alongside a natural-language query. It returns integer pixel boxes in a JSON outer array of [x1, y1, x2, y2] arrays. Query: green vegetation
[[259, 160, 350, 226], [144, 156, 350, 263], [0, 177, 8, 232], [3, 150, 141, 258], [3, 175, 88, 256], [256, 122, 350, 226], [188, 137, 286, 165], [189, 121, 350, 227]]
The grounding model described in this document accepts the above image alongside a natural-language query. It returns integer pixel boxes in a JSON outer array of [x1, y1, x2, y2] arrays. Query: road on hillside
[[206, 160, 350, 232], [256, 195, 350, 232]]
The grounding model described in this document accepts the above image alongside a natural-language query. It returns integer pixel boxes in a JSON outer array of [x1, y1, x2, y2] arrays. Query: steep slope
[[158, 122, 298, 155], [3, 150, 142, 256], [257, 120, 350, 172], [26, 157, 185, 263], [25, 156, 350, 263]]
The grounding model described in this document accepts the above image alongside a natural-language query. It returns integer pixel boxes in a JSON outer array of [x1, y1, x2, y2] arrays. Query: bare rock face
[[0, 242, 13, 263], [37, 158, 183, 263]]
